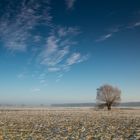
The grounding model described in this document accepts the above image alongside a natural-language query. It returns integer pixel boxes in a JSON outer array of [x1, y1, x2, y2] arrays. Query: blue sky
[[0, 0, 140, 104]]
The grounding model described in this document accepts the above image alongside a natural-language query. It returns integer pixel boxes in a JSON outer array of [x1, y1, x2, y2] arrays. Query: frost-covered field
[[0, 108, 140, 140]]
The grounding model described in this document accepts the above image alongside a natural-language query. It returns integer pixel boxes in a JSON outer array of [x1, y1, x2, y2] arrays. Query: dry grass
[[0, 108, 140, 140]]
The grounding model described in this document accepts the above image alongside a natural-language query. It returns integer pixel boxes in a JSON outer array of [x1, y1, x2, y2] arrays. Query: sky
[[0, 0, 140, 105]]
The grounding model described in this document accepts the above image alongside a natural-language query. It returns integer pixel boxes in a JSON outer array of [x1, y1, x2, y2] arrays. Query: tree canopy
[[96, 84, 121, 110]]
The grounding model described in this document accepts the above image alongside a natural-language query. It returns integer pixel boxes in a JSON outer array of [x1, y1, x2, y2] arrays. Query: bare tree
[[96, 84, 121, 110]]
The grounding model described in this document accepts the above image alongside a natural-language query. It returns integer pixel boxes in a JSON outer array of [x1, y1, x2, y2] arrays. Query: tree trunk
[[107, 105, 111, 110]]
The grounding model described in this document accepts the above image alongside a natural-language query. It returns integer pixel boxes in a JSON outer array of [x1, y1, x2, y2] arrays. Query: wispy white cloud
[[40, 35, 69, 66], [0, 0, 52, 51], [0, 1, 89, 82], [58, 73, 63, 78], [40, 79, 46, 84], [127, 21, 140, 29], [31, 88, 41, 93], [95, 25, 122, 42], [39, 26, 88, 73], [40, 79, 48, 86], [66, 53, 80, 65], [67, 53, 89, 66], [96, 33, 112, 42], [38, 73, 47, 80], [134, 22, 140, 27], [96, 21, 140, 43], [108, 26, 122, 33], [65, 0, 76, 9], [56, 78, 61, 82], [55, 73, 64, 83], [58, 27, 80, 37], [34, 35, 42, 42], [17, 73, 26, 79], [48, 67, 61, 72]]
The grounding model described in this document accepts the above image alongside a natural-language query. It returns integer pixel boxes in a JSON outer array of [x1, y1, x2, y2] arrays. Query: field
[[0, 108, 140, 140]]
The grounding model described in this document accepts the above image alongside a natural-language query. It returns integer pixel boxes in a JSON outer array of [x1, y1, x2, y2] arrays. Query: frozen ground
[[0, 108, 140, 140]]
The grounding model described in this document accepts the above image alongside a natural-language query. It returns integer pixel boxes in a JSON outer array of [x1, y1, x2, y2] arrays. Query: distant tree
[[96, 84, 121, 110]]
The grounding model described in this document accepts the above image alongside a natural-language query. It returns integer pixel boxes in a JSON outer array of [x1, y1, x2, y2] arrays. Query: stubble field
[[0, 108, 140, 140]]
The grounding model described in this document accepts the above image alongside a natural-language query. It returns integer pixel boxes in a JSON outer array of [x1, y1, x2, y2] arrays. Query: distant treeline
[[0, 102, 140, 108], [51, 103, 96, 107], [51, 102, 140, 107]]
